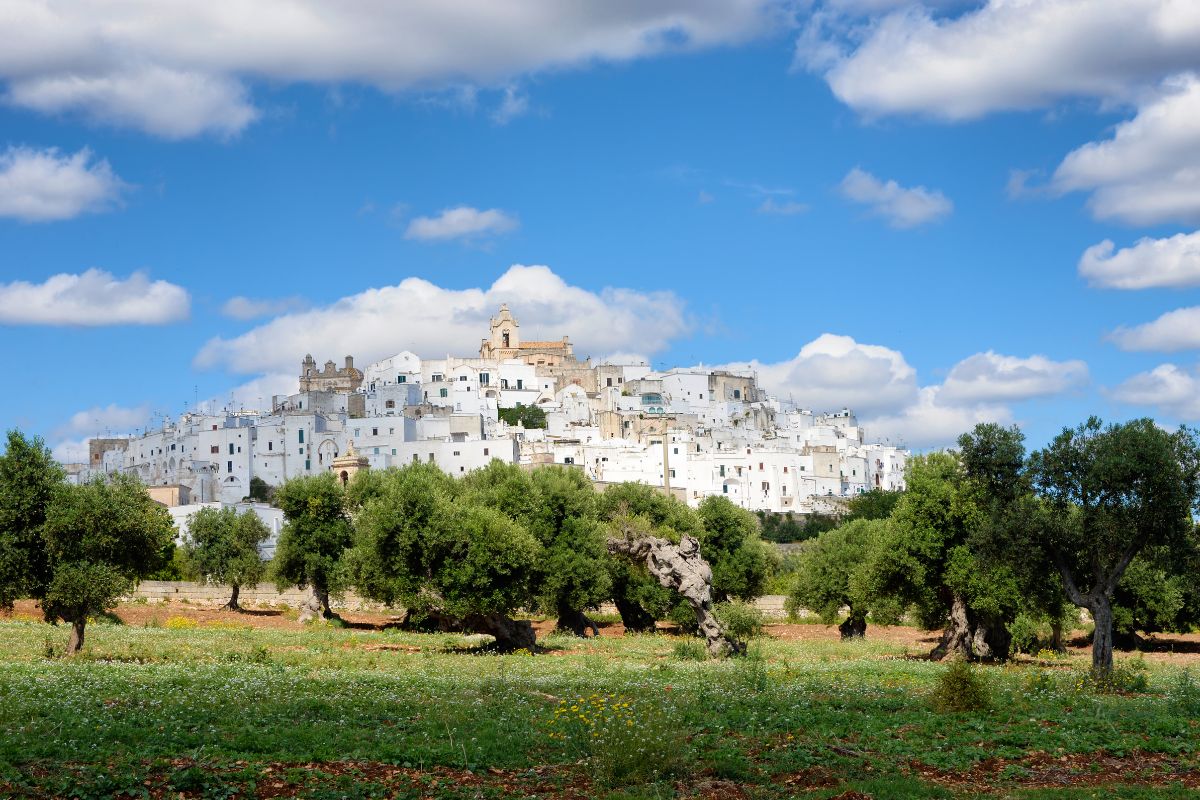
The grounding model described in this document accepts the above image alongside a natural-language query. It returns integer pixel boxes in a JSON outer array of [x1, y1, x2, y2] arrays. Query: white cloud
[[1109, 363, 1200, 419], [1109, 306, 1200, 351], [722, 333, 919, 416], [864, 386, 1012, 450], [0, 145, 125, 222], [194, 265, 690, 375], [55, 403, 150, 438], [939, 351, 1089, 404], [839, 167, 952, 228], [1052, 73, 1200, 225], [491, 86, 529, 125], [757, 197, 810, 215], [730, 336, 1083, 447], [221, 295, 308, 320], [815, 0, 1200, 119], [0, 269, 189, 325], [0, 1, 774, 137], [404, 206, 519, 242], [8, 66, 257, 140], [1079, 230, 1200, 289]]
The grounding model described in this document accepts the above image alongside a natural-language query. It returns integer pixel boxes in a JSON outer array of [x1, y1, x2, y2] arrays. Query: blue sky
[[1, 1, 1198, 460]]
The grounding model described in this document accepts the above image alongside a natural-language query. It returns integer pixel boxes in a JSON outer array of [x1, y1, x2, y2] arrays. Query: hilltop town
[[78, 305, 908, 541]]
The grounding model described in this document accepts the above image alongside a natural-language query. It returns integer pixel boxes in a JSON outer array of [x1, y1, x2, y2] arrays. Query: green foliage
[[0, 430, 65, 609], [846, 488, 902, 521], [789, 518, 887, 627], [525, 466, 611, 618], [247, 476, 275, 504], [272, 473, 353, 598], [714, 599, 765, 643], [1074, 658, 1151, 695], [182, 507, 270, 593], [497, 403, 547, 429], [40, 474, 175, 630], [929, 660, 991, 713], [546, 693, 685, 787], [696, 496, 777, 602], [670, 638, 708, 661], [352, 463, 542, 620], [755, 510, 838, 543]]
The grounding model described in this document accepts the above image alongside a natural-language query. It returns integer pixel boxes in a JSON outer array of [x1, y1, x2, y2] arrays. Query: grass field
[[2, 602, 1199, 799]]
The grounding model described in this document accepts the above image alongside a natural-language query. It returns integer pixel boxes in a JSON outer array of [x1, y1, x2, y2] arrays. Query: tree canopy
[[272, 473, 354, 620], [0, 431, 65, 611], [182, 506, 270, 610]]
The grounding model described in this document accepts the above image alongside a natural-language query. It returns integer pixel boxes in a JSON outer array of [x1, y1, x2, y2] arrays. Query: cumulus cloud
[[1079, 230, 1200, 289], [55, 403, 151, 438], [722, 333, 919, 416], [221, 295, 308, 320], [0, 269, 189, 325], [839, 167, 952, 228], [939, 351, 1089, 404], [814, 0, 1200, 119], [404, 206, 519, 242], [1109, 363, 1200, 420], [864, 386, 1013, 450], [0, 1, 774, 137], [1109, 306, 1200, 351], [0, 145, 125, 222], [732, 337, 1085, 447], [1053, 74, 1200, 225], [194, 265, 690, 374]]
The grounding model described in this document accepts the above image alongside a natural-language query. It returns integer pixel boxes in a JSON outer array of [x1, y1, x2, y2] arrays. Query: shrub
[[715, 600, 765, 644], [164, 616, 197, 630], [671, 639, 707, 661], [1075, 658, 1150, 695], [547, 693, 686, 787], [1008, 613, 1041, 655], [1166, 669, 1200, 714], [930, 660, 991, 712]]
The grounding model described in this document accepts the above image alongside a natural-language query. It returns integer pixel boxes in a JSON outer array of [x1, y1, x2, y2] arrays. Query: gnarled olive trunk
[[613, 595, 656, 633], [931, 594, 1010, 661], [66, 617, 87, 655], [608, 530, 743, 658], [1090, 597, 1115, 677], [223, 584, 241, 612], [556, 605, 599, 637], [838, 611, 867, 640], [464, 613, 537, 652], [297, 585, 337, 624]]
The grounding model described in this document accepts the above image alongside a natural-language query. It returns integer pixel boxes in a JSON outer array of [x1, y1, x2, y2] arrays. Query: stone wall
[[130, 581, 384, 610]]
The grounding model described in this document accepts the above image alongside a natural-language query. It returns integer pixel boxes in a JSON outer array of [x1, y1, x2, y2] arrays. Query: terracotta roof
[[520, 340, 569, 349]]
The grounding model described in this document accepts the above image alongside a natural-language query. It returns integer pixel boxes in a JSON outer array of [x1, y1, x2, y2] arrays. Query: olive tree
[[695, 495, 777, 603], [273, 473, 353, 622], [353, 463, 543, 650], [42, 475, 175, 653], [0, 431, 64, 611], [182, 506, 270, 610], [1029, 418, 1200, 676], [789, 518, 891, 638]]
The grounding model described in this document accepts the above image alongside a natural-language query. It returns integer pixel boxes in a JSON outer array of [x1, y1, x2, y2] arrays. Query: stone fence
[[130, 581, 794, 619]]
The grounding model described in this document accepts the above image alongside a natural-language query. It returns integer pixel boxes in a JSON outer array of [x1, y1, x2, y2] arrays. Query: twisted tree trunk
[[608, 529, 743, 658], [67, 617, 87, 655], [556, 605, 600, 637], [930, 594, 1010, 661], [838, 611, 867, 640], [464, 613, 538, 652], [223, 584, 241, 612]]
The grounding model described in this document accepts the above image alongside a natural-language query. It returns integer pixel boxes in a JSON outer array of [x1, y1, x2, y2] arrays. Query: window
[[354, 429, 360, 437], [783, 466, 788, 473], [170, 444, 176, 451], [439, 388, 448, 398], [210, 445, 219, 454], [305, 460, 310, 470], [480, 373, 490, 386], [228, 443, 235, 455], [374, 447, 379, 455], [385, 400, 395, 409], [459, 375, 468, 382], [432, 373, 443, 382], [516, 379, 524, 390], [762, 482, 769, 492], [673, 448, 679, 455], [722, 484, 728, 494], [371, 427, 378, 436], [212, 425, 218, 431], [460, 466, 465, 472], [483, 448, 489, 456], [699, 393, 704, 399], [733, 389, 741, 400], [389, 428, 394, 434], [606, 378, 613, 387], [759, 462, 764, 471], [502, 331, 510, 348], [398, 375, 406, 383], [227, 461, 233, 473], [453, 450, 461, 456], [412, 454, 419, 464], [298, 430, 305, 443], [268, 442, 273, 451], [428, 453, 435, 463]]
